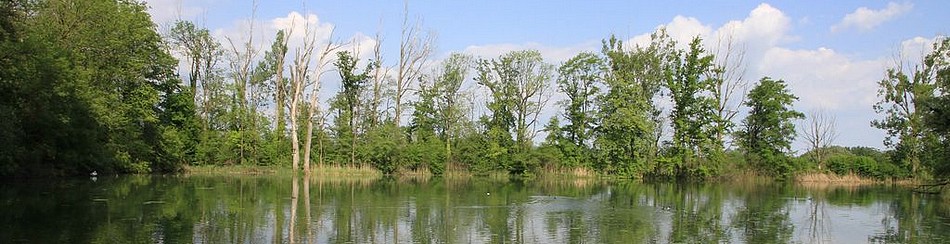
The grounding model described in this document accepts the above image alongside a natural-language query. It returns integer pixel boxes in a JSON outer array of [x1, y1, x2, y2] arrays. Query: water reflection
[[2, 176, 950, 243]]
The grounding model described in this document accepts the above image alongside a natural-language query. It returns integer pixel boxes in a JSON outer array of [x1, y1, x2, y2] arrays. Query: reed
[[183, 164, 283, 175], [183, 164, 384, 178], [539, 164, 598, 179], [793, 172, 920, 187], [307, 164, 382, 178]]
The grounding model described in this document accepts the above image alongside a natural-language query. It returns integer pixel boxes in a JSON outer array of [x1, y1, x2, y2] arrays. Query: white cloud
[[756, 44, 891, 150], [716, 3, 793, 54], [271, 11, 335, 47], [899, 36, 938, 62], [759, 47, 886, 110], [831, 2, 913, 33], [759, 36, 940, 112], [627, 15, 712, 49], [628, 3, 792, 67]]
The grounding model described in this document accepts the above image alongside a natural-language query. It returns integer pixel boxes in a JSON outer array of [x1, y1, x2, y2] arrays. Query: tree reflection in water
[[2, 176, 950, 243]]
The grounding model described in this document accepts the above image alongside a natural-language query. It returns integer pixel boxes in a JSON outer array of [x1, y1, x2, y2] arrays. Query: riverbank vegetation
[[1, 0, 948, 184]]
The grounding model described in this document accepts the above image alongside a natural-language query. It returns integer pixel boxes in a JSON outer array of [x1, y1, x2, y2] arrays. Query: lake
[[2, 175, 949, 243]]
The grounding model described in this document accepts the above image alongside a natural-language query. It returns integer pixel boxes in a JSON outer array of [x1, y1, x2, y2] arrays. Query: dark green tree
[[667, 37, 721, 178], [0, 0, 197, 176], [254, 30, 290, 141], [872, 51, 932, 176], [910, 38, 950, 177], [736, 77, 804, 177], [408, 73, 445, 173], [331, 51, 374, 167], [555, 52, 604, 168], [594, 33, 671, 177]]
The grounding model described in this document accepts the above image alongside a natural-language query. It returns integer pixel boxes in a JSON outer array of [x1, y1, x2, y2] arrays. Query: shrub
[[825, 153, 907, 179]]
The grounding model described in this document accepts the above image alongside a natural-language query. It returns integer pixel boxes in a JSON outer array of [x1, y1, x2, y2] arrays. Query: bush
[[826, 154, 852, 175], [825, 153, 907, 179]]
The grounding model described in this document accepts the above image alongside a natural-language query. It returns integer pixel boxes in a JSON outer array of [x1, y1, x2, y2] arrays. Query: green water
[[2, 175, 949, 243]]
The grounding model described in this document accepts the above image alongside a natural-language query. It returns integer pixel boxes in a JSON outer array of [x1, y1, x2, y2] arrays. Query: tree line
[[1, 0, 947, 180]]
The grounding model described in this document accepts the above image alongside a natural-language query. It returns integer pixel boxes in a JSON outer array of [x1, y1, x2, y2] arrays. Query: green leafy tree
[[331, 51, 374, 167], [736, 77, 804, 177], [0, 0, 196, 175], [167, 20, 223, 105], [595, 33, 671, 177], [476, 50, 553, 174], [874, 37, 950, 178], [406, 54, 474, 174], [873, 53, 932, 176], [555, 52, 604, 168], [254, 30, 290, 141], [913, 38, 950, 177], [667, 37, 721, 178], [432, 53, 473, 166], [408, 73, 444, 173]]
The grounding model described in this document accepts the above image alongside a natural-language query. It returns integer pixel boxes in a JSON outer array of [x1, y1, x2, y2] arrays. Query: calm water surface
[[2, 175, 950, 243]]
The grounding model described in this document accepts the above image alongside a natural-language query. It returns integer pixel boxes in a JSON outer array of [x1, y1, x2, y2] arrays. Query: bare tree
[[287, 20, 314, 172], [709, 33, 749, 148], [368, 31, 390, 127], [801, 109, 839, 170], [303, 32, 341, 174], [393, 1, 435, 127]]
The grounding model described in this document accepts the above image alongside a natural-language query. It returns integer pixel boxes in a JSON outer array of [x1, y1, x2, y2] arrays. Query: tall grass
[[183, 164, 284, 175], [184, 164, 383, 178], [539, 164, 598, 179], [794, 171, 917, 186]]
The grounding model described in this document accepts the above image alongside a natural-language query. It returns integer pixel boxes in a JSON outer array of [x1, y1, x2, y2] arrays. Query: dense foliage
[[873, 37, 950, 179], [736, 77, 804, 177], [2, 0, 947, 181], [0, 0, 198, 176]]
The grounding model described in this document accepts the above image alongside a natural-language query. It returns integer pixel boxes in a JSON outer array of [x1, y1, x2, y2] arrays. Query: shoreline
[[181, 165, 921, 186]]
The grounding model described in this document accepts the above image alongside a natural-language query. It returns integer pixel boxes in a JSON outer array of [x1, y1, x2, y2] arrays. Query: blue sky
[[146, 0, 949, 151]]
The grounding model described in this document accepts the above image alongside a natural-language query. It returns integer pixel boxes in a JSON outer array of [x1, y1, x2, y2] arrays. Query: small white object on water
[[90, 171, 98, 176], [486, 192, 490, 196]]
